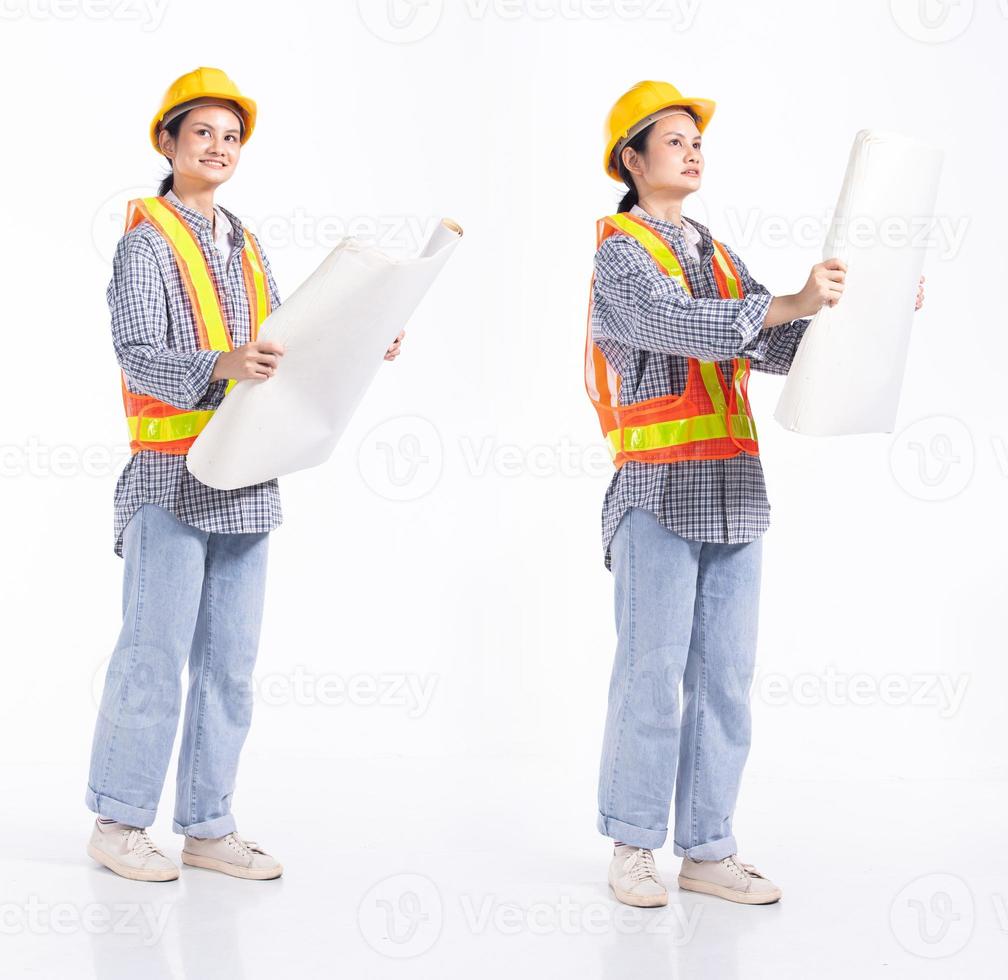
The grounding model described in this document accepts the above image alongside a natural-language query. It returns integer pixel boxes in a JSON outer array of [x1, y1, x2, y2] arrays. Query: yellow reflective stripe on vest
[[127, 410, 216, 444], [600, 213, 759, 457], [606, 213, 692, 292], [243, 235, 270, 322], [608, 413, 758, 457], [733, 360, 756, 429], [730, 359, 750, 417], [711, 241, 742, 299], [611, 226, 754, 431], [700, 358, 757, 430], [134, 197, 232, 351], [698, 361, 729, 416]]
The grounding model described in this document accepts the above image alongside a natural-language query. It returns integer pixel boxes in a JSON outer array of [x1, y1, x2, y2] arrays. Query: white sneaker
[[87, 820, 179, 882], [608, 845, 668, 907], [677, 853, 782, 904], [181, 832, 282, 880]]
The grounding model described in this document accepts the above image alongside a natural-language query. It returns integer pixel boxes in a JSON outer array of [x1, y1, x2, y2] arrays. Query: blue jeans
[[86, 503, 270, 838], [597, 506, 762, 860]]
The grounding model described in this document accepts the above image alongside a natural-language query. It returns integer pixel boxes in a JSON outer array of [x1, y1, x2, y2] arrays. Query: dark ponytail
[[614, 106, 701, 213], [155, 112, 187, 196], [617, 183, 639, 213]]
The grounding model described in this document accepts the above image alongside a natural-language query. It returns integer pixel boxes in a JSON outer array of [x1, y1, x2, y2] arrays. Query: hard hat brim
[[606, 97, 715, 180], [150, 91, 258, 155]]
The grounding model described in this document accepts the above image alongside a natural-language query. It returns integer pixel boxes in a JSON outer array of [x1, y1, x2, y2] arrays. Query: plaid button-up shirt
[[109, 191, 283, 558], [591, 205, 811, 570]]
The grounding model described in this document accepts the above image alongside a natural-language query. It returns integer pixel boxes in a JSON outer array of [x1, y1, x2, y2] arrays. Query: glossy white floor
[[3, 758, 1003, 979]]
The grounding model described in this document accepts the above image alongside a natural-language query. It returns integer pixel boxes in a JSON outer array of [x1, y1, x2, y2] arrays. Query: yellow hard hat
[[150, 66, 257, 155], [604, 80, 715, 180]]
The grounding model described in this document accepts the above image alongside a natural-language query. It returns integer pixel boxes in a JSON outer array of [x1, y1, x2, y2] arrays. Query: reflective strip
[[698, 361, 729, 416], [241, 230, 272, 339], [585, 235, 619, 409], [588, 212, 760, 463], [585, 296, 621, 407], [121, 197, 274, 454], [730, 358, 757, 436], [608, 412, 758, 454], [731, 358, 748, 417], [605, 213, 692, 294], [128, 197, 232, 351], [711, 241, 742, 299], [127, 410, 215, 444]]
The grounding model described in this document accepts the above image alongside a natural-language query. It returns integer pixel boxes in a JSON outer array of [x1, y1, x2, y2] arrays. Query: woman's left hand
[[915, 275, 925, 312], [384, 329, 405, 361]]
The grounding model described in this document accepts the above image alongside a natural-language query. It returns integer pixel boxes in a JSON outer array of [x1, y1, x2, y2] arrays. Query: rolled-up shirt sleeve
[[722, 243, 810, 376], [592, 234, 773, 360], [109, 232, 220, 410]]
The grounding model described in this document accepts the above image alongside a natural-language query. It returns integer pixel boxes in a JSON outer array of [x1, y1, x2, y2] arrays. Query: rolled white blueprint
[[185, 218, 462, 490], [774, 130, 943, 435]]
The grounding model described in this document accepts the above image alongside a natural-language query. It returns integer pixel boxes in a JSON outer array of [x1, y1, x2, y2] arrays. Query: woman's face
[[622, 111, 703, 196], [158, 105, 243, 188]]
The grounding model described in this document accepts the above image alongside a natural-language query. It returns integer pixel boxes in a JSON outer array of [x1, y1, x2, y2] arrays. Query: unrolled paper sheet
[[773, 130, 943, 435], [185, 218, 462, 490]]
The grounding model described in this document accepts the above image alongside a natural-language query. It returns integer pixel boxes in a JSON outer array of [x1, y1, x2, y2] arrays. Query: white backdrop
[[2, 1, 1006, 977]]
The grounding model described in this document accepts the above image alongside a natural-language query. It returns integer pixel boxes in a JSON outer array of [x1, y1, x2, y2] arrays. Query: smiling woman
[[85, 66, 410, 887], [84, 65, 410, 888], [84, 66, 291, 884], [154, 83, 254, 196]]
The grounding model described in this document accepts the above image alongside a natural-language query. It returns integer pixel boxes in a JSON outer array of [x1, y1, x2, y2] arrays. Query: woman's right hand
[[211, 339, 286, 382], [797, 258, 847, 315]]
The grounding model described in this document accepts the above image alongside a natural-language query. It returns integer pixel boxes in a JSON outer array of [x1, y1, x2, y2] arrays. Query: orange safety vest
[[120, 195, 273, 456], [584, 212, 759, 469]]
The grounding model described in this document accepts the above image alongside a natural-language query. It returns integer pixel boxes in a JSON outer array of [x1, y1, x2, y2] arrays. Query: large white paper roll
[[774, 130, 943, 436], [185, 218, 462, 490]]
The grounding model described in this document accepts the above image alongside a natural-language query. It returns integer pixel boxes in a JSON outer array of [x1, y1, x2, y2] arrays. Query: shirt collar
[[629, 203, 709, 254], [163, 188, 242, 247]]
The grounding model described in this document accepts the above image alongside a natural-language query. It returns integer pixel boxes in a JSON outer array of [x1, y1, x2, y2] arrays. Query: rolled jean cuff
[[172, 813, 236, 838], [85, 786, 155, 828], [597, 811, 668, 849], [673, 833, 737, 861]]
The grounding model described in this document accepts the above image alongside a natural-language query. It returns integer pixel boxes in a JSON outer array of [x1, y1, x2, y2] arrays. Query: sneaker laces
[[623, 848, 660, 884], [223, 833, 266, 857], [725, 855, 767, 880], [123, 827, 164, 859]]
